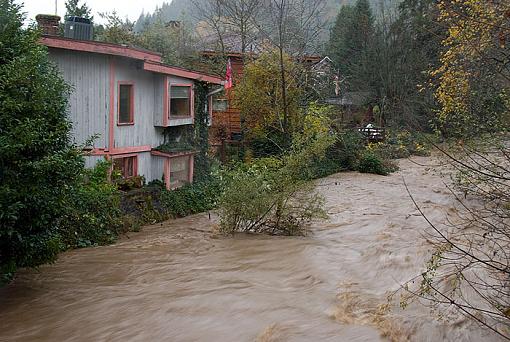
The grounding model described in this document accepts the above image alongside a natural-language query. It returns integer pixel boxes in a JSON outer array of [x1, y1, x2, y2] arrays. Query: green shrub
[[330, 130, 365, 171], [0, 1, 84, 281], [358, 150, 398, 176], [218, 123, 332, 236], [114, 175, 145, 191], [58, 161, 122, 249], [218, 158, 326, 236], [160, 174, 224, 218], [384, 130, 433, 158]]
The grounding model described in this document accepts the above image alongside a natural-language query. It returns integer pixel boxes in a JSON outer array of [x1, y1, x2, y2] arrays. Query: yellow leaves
[[431, 0, 510, 133]]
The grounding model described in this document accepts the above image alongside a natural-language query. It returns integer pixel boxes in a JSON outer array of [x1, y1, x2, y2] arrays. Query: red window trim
[[168, 83, 194, 120], [112, 154, 138, 179], [117, 81, 135, 126]]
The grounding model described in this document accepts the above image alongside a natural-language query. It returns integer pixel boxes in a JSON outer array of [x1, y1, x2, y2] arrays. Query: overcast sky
[[17, 0, 168, 24]]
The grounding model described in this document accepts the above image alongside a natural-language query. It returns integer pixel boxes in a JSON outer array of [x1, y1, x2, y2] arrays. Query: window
[[212, 98, 228, 112], [169, 85, 191, 118], [113, 156, 137, 178], [169, 155, 191, 188], [118, 83, 134, 124]]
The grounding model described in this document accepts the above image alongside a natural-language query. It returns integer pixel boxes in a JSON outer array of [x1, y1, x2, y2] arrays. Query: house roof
[[144, 61, 223, 84], [41, 36, 223, 84], [201, 50, 322, 64], [41, 36, 162, 63], [326, 92, 372, 106]]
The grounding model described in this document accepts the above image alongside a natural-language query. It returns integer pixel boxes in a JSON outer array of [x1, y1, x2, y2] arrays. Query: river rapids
[[0, 157, 503, 341]]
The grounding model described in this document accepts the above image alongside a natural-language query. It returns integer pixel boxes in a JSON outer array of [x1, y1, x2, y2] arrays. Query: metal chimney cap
[[66, 16, 92, 24]]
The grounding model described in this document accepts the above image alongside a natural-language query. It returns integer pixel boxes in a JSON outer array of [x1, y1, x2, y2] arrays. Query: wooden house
[[40, 36, 223, 189], [202, 52, 246, 149]]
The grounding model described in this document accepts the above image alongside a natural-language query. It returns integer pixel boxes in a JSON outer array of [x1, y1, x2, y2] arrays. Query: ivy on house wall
[[193, 81, 213, 182], [158, 81, 213, 182]]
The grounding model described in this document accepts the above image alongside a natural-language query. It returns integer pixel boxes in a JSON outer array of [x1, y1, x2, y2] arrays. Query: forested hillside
[[134, 0, 401, 32]]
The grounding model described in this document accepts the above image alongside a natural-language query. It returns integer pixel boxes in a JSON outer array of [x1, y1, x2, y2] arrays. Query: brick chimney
[[36, 14, 61, 36]]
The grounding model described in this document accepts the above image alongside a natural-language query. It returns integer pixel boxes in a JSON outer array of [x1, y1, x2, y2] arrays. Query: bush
[[358, 150, 398, 176], [160, 174, 224, 218], [327, 129, 365, 171], [0, 1, 84, 281], [58, 161, 122, 249], [218, 158, 326, 236], [114, 175, 145, 191], [384, 130, 433, 158], [218, 121, 332, 236]]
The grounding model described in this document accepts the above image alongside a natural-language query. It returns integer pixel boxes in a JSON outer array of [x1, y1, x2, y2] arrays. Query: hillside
[[135, 0, 402, 32]]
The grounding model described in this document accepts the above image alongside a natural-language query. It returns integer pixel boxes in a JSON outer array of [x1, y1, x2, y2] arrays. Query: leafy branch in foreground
[[400, 144, 510, 340]]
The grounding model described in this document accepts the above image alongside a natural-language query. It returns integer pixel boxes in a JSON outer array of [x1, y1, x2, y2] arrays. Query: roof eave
[[143, 61, 223, 85], [40, 36, 162, 63]]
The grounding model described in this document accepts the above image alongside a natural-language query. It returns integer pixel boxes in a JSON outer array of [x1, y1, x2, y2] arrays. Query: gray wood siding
[[150, 156, 165, 183], [84, 155, 105, 169], [113, 58, 165, 148], [49, 49, 110, 148], [153, 75, 165, 127], [136, 152, 153, 181]]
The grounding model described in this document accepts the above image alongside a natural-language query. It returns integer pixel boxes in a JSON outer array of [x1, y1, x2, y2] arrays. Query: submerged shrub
[[328, 129, 365, 171], [358, 150, 398, 176], [218, 121, 332, 236], [218, 159, 326, 236]]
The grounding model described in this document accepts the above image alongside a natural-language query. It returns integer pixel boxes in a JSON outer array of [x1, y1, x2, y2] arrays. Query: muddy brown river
[[0, 157, 503, 341]]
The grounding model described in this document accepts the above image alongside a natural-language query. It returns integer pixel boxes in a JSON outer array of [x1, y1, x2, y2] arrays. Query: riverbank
[[0, 156, 502, 341]]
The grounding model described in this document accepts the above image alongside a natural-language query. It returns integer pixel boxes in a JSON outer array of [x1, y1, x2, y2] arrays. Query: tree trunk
[[277, 0, 289, 136]]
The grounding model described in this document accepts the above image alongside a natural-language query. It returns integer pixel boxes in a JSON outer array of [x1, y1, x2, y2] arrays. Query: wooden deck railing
[[358, 126, 386, 142]]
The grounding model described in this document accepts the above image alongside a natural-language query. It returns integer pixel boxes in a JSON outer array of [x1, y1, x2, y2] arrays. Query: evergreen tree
[[64, 0, 93, 21], [327, 5, 354, 76], [327, 0, 375, 87], [95, 11, 136, 45], [0, 0, 84, 281], [326, 0, 442, 127]]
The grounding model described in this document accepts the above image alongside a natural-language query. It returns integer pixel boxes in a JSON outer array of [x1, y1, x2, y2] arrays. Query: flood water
[[0, 157, 503, 341]]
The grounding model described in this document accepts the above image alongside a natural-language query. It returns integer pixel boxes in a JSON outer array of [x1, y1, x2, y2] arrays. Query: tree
[[430, 0, 510, 137], [326, 0, 443, 128], [64, 0, 93, 21], [0, 0, 84, 281], [251, 0, 327, 141], [399, 1, 510, 338], [191, 0, 228, 53], [234, 51, 303, 154], [327, 0, 375, 91], [218, 0, 262, 53], [219, 107, 333, 235], [327, 5, 355, 76], [95, 11, 136, 45], [137, 17, 199, 68], [191, 0, 262, 55], [368, 0, 442, 127]]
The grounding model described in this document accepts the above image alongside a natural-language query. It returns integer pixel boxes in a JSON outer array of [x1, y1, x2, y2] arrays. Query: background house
[[202, 51, 321, 155]]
